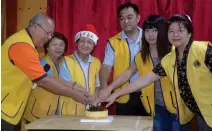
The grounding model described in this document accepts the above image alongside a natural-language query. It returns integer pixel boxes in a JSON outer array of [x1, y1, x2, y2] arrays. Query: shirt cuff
[[32, 73, 48, 83]]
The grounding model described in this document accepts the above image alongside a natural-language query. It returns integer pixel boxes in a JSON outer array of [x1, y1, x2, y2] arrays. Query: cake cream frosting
[[85, 109, 108, 119], [85, 105, 108, 119]]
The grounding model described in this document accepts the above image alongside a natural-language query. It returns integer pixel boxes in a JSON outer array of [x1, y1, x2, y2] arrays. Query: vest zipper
[[75, 104, 77, 115], [170, 91, 177, 109], [46, 105, 51, 116], [60, 101, 64, 115], [146, 96, 152, 115]]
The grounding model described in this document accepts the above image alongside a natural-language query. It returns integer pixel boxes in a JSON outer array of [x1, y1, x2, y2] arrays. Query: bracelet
[[72, 82, 76, 89]]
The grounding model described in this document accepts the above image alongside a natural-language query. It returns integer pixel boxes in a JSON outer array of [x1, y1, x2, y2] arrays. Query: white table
[[25, 115, 153, 131]]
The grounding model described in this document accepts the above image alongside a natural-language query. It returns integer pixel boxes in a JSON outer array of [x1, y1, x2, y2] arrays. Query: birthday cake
[[85, 105, 108, 119]]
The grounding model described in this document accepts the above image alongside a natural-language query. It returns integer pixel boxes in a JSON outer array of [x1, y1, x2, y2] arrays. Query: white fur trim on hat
[[74, 31, 98, 45]]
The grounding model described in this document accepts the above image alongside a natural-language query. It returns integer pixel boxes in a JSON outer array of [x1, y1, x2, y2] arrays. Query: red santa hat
[[74, 24, 99, 45]]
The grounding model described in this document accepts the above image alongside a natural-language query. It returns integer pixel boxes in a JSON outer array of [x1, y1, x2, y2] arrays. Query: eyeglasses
[[36, 23, 53, 37]]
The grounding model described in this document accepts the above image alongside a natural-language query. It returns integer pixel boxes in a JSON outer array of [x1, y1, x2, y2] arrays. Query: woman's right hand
[[103, 93, 117, 108], [95, 86, 113, 104], [99, 87, 112, 99]]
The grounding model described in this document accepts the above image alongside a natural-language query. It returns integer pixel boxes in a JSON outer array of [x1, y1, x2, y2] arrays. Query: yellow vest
[[59, 54, 101, 116], [109, 33, 142, 103], [134, 52, 177, 116], [161, 41, 212, 126], [1, 29, 36, 125], [24, 55, 63, 122]]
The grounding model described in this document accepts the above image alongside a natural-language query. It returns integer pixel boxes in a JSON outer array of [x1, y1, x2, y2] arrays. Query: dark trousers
[[153, 105, 190, 131], [116, 92, 149, 116], [196, 114, 212, 131], [1, 119, 21, 131]]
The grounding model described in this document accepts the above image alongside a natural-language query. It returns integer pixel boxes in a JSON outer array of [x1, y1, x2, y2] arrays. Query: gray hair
[[29, 13, 52, 26]]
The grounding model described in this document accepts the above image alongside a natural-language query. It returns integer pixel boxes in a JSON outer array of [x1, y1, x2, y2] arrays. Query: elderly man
[[1, 13, 91, 131]]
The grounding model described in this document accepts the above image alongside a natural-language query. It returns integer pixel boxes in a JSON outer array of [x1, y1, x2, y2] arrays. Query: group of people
[[2, 2, 212, 131]]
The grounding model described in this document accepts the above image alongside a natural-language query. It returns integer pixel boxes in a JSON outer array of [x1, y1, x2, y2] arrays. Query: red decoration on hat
[[82, 24, 99, 37], [74, 24, 99, 45]]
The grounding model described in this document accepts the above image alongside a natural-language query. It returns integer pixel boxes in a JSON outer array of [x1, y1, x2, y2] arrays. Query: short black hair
[[44, 32, 68, 55], [167, 14, 193, 38], [117, 2, 139, 16]]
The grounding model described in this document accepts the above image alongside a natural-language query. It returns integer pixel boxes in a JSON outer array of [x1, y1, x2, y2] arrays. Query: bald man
[[1, 13, 91, 130]]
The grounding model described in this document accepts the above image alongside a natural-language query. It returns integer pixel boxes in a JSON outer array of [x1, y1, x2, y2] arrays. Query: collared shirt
[[152, 41, 212, 115], [59, 51, 100, 89], [103, 27, 143, 83]]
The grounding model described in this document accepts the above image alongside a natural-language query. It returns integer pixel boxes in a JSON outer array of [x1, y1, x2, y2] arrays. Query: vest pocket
[[31, 97, 52, 119], [1, 93, 24, 118], [60, 101, 75, 116], [170, 91, 177, 109], [1, 93, 9, 103], [31, 98, 40, 119]]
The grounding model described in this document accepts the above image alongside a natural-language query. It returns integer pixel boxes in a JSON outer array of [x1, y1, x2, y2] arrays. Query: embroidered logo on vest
[[193, 60, 201, 68]]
